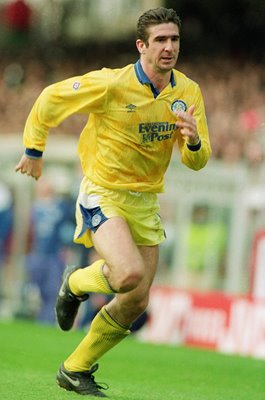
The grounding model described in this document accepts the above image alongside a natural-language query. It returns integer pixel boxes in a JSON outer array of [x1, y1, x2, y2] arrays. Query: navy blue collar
[[134, 60, 176, 98]]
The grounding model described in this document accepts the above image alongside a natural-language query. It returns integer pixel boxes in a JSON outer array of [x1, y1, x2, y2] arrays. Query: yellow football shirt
[[23, 61, 211, 192]]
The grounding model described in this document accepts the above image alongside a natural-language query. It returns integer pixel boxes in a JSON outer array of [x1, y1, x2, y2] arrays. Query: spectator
[[4, 0, 32, 31], [185, 204, 227, 289], [2, 0, 33, 54], [0, 182, 13, 300], [23, 177, 75, 324]]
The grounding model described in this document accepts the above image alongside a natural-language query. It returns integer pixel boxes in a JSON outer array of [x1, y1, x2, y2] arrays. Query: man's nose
[[164, 39, 174, 51]]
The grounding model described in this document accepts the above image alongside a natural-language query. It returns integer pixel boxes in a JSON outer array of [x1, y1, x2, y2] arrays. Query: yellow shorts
[[74, 179, 166, 248]]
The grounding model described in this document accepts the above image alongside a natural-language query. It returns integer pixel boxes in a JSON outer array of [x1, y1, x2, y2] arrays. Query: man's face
[[139, 23, 180, 73]]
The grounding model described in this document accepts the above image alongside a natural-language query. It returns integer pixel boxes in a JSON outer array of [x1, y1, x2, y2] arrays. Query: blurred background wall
[[0, 0, 264, 324]]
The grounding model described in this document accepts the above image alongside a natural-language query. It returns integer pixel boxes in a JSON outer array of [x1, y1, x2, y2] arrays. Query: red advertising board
[[141, 287, 265, 359]]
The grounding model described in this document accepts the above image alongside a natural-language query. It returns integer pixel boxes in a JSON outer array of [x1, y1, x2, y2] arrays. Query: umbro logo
[[126, 104, 137, 112]]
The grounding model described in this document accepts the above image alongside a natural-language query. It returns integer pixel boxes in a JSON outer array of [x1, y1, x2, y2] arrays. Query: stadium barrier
[[140, 286, 265, 359]]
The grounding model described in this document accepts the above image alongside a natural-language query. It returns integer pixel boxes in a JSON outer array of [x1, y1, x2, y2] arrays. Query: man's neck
[[141, 61, 172, 92]]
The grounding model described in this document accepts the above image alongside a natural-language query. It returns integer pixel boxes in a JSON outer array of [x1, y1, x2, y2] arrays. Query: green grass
[[0, 320, 264, 399]]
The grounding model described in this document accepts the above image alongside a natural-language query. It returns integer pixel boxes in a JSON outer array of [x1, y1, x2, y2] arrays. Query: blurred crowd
[[187, 60, 265, 166], [0, 55, 264, 166]]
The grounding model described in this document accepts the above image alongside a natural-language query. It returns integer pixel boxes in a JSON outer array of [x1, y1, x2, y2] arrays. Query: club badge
[[171, 100, 187, 113]]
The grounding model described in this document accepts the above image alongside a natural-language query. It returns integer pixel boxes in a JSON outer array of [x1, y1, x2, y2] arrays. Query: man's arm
[[174, 88, 211, 171], [15, 69, 108, 180]]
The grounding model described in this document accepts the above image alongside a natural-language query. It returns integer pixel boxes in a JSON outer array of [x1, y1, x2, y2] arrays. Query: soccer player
[[15, 7, 211, 398]]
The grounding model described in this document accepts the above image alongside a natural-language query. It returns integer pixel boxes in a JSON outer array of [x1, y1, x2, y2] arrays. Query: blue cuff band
[[187, 140, 201, 152], [25, 148, 43, 158]]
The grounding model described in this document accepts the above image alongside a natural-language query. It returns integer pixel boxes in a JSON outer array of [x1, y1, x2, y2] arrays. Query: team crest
[[171, 100, 187, 113]]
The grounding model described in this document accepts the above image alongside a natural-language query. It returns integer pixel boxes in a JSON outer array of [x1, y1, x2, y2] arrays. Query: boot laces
[[86, 364, 109, 391]]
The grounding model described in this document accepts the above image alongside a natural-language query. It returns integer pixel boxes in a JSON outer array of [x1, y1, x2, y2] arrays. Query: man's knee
[[115, 268, 144, 293]]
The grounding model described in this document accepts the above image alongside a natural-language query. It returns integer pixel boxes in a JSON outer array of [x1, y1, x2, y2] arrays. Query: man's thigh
[[91, 216, 143, 278]]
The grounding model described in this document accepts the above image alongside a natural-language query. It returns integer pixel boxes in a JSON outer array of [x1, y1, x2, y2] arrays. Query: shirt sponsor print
[[139, 122, 175, 144]]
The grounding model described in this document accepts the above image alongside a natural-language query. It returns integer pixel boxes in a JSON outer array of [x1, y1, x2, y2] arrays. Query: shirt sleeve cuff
[[25, 148, 43, 158], [186, 140, 201, 152]]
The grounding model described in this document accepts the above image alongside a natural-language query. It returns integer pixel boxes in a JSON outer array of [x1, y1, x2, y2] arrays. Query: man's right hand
[[15, 154, 43, 180]]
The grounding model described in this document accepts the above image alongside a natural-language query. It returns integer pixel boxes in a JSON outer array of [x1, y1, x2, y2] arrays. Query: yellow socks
[[68, 259, 114, 296], [64, 306, 130, 372], [64, 261, 130, 371]]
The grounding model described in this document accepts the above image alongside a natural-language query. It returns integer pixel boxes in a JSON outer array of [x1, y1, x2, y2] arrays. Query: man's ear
[[136, 39, 145, 54]]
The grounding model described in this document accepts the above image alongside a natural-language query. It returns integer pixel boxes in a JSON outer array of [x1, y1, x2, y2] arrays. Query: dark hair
[[137, 7, 181, 43]]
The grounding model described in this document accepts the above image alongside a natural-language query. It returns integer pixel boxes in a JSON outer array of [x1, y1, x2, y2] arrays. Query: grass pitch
[[0, 320, 264, 400]]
